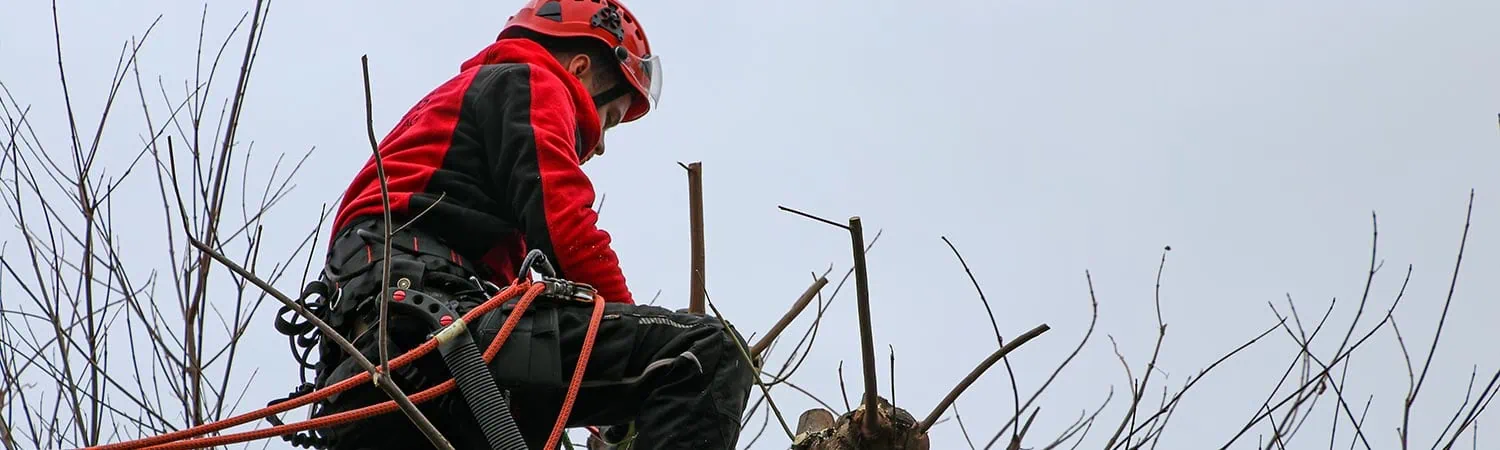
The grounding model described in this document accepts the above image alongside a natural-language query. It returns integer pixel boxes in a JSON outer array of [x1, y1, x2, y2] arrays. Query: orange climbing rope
[[85, 277, 607, 450], [543, 282, 605, 450]]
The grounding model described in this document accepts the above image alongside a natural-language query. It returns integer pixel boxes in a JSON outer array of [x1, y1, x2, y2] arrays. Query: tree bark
[[793, 396, 929, 450]]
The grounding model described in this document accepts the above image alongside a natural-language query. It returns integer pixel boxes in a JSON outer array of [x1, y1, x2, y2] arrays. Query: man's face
[[564, 53, 634, 166], [584, 88, 631, 165]]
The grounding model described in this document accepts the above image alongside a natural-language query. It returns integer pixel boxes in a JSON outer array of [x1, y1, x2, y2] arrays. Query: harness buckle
[[539, 277, 598, 303], [517, 249, 600, 302]]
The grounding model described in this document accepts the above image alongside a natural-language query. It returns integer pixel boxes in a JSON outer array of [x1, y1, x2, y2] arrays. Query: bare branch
[[358, 55, 397, 381], [750, 276, 828, 360], [920, 323, 1051, 432], [705, 292, 796, 441], [1104, 247, 1172, 450], [777, 205, 849, 230], [942, 235, 1021, 443], [847, 216, 879, 436], [986, 270, 1102, 449], [1409, 190, 1476, 446], [680, 161, 706, 313], [185, 238, 453, 450]]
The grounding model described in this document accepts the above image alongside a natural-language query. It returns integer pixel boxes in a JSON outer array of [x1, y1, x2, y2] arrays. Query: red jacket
[[330, 38, 634, 304]]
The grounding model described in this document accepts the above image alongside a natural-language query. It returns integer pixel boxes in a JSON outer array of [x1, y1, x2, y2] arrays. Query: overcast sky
[[3, 0, 1499, 448]]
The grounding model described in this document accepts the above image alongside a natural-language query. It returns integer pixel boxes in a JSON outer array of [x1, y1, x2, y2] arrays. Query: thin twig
[[1410, 190, 1476, 445], [1009, 408, 1039, 450], [1442, 370, 1500, 450], [760, 372, 839, 416], [1326, 212, 1383, 436], [1350, 395, 1373, 450], [762, 243, 877, 388], [986, 270, 1101, 449], [777, 205, 849, 230], [1268, 303, 1372, 450], [954, 403, 978, 450], [920, 323, 1051, 432], [1433, 368, 1482, 449], [1122, 316, 1288, 447], [1222, 306, 1403, 448], [942, 235, 1021, 443], [750, 277, 828, 360], [889, 344, 896, 409], [1042, 387, 1113, 450], [703, 293, 795, 441], [838, 361, 852, 413], [359, 55, 395, 379], [390, 192, 445, 235], [1105, 247, 1171, 450]]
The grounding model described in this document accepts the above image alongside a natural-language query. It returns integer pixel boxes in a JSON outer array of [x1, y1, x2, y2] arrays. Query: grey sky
[[3, 0, 1498, 448]]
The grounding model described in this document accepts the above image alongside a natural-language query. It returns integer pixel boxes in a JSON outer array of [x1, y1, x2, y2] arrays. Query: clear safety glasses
[[616, 46, 661, 110]]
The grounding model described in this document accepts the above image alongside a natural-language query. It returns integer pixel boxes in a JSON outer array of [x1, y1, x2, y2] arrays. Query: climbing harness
[[84, 250, 608, 450]]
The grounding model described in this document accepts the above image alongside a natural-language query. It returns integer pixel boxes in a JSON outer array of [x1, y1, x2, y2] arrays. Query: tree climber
[[305, 1, 753, 448]]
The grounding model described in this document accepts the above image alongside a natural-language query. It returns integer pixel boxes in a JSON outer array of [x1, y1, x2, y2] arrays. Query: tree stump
[[792, 396, 929, 450]]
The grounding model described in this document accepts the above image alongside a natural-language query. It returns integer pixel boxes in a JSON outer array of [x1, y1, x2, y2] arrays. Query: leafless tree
[[0, 2, 327, 448], [755, 196, 1493, 450], [3, 2, 1494, 450]]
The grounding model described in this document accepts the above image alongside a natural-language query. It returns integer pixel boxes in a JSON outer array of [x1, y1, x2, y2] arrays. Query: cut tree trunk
[[582, 395, 928, 449], [793, 396, 929, 450]]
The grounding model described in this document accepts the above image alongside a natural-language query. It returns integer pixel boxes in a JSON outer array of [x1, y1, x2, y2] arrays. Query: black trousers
[[310, 231, 753, 449]]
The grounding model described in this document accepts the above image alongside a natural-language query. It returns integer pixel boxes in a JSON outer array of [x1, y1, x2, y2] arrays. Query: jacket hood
[[461, 38, 602, 157]]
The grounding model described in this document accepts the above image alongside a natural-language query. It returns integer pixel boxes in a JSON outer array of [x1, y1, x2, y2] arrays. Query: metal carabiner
[[517, 249, 558, 281], [516, 249, 600, 302], [540, 277, 598, 303], [469, 276, 503, 297]]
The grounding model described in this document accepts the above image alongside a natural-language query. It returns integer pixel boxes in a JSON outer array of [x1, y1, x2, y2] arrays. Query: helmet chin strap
[[591, 83, 632, 110]]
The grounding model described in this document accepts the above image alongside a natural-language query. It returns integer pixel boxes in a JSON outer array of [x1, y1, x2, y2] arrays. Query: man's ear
[[563, 53, 592, 79]]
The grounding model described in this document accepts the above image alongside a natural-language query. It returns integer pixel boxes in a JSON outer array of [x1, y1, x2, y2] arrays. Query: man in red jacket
[[300, 1, 752, 448]]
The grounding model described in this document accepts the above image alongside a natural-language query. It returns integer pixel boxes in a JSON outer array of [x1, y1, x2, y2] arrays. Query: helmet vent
[[534, 0, 563, 21]]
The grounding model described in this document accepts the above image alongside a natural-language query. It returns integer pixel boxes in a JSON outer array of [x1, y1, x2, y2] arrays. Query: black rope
[[275, 280, 333, 385]]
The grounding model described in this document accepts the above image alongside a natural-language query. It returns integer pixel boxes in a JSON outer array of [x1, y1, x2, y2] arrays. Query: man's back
[[330, 37, 632, 305]]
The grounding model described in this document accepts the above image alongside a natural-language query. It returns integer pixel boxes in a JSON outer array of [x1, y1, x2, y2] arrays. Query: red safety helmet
[[501, 0, 661, 123]]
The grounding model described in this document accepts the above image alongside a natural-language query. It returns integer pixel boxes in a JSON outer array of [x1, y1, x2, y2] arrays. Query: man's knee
[[607, 304, 754, 391], [709, 316, 753, 373], [690, 314, 754, 418]]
